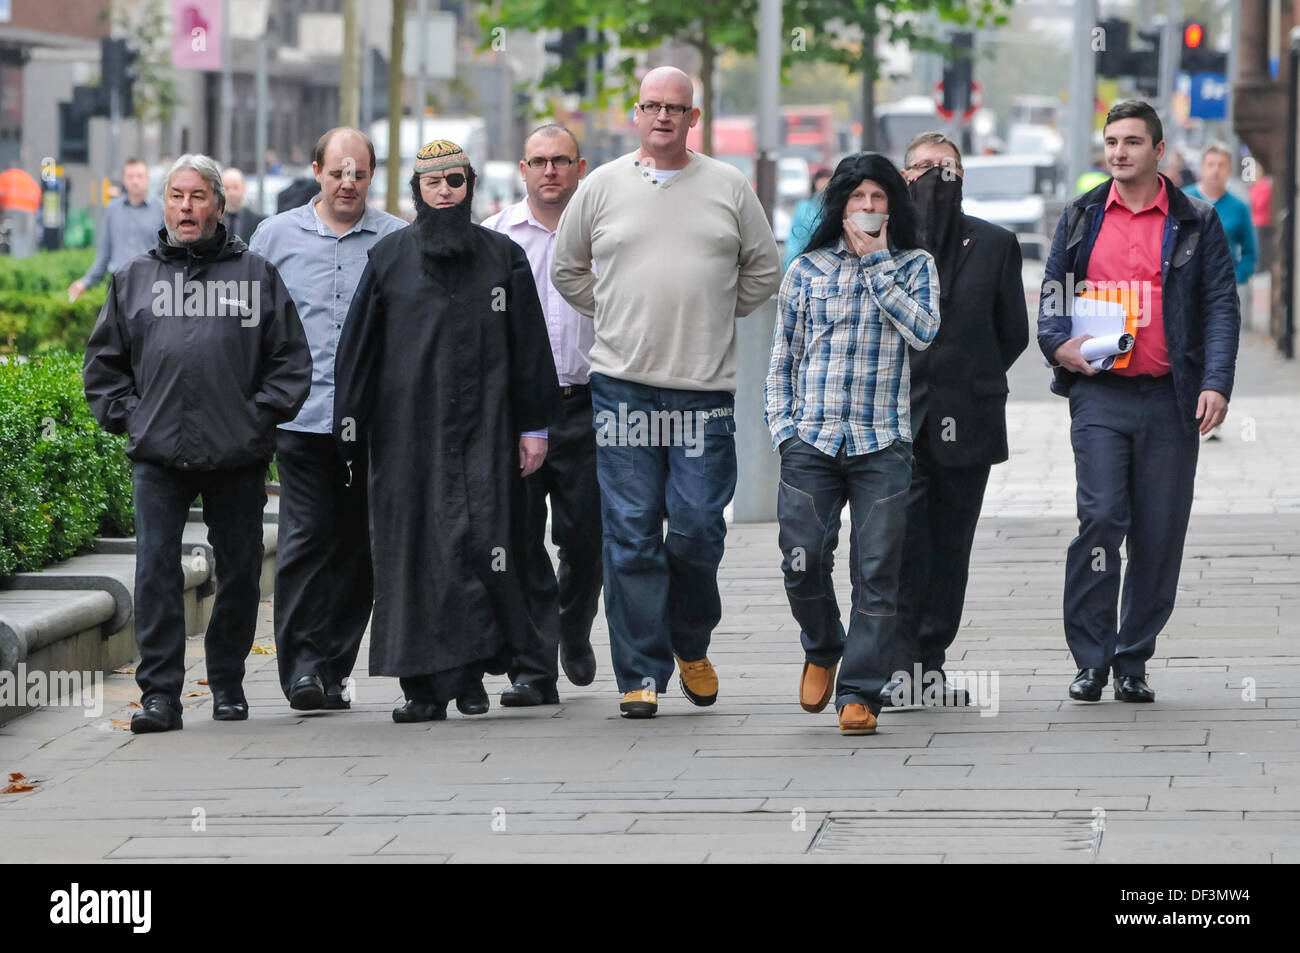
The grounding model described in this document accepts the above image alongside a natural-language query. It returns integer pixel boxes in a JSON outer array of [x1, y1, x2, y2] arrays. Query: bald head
[[221, 167, 246, 212], [639, 66, 694, 105]]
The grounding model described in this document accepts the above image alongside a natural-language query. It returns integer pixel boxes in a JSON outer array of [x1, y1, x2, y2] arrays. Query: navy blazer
[[1036, 174, 1240, 435]]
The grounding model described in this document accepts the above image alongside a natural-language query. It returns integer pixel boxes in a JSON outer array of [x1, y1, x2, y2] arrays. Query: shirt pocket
[[805, 277, 851, 332]]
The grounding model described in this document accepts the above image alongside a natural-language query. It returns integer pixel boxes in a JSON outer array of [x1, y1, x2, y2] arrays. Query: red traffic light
[[1184, 22, 1204, 48]]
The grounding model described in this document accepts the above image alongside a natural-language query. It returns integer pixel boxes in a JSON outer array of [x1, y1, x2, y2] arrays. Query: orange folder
[[1076, 286, 1142, 369]]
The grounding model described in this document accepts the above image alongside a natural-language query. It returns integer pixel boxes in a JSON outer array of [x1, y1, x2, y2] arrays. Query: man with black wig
[[765, 152, 940, 736], [333, 139, 560, 722]]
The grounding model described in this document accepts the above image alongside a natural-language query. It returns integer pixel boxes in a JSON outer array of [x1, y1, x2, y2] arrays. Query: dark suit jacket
[[910, 214, 1029, 467], [222, 207, 266, 243]]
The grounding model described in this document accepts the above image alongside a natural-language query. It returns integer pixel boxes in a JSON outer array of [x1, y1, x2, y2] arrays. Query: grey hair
[[166, 153, 226, 209], [903, 131, 964, 172]]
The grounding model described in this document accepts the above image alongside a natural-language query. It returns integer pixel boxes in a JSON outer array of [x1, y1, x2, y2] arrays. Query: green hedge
[[0, 249, 108, 354], [0, 349, 133, 577]]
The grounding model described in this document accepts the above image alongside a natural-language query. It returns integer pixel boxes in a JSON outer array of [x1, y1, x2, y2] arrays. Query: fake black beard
[[413, 195, 475, 261]]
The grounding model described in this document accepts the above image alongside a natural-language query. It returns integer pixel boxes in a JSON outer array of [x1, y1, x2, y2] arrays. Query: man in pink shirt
[[482, 124, 601, 706], [1037, 100, 1240, 704]]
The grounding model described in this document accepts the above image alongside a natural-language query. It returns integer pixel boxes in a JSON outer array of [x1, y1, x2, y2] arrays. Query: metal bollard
[[732, 294, 779, 522]]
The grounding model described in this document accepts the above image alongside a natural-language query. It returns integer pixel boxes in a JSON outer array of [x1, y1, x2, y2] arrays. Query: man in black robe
[[334, 139, 560, 722]]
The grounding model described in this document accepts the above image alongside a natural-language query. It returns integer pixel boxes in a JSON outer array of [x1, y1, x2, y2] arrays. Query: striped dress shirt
[[766, 239, 940, 456]]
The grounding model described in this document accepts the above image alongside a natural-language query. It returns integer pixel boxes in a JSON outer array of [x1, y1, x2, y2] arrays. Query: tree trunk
[[340, 0, 359, 127], [387, 0, 405, 216], [700, 42, 715, 156], [860, 39, 877, 152]]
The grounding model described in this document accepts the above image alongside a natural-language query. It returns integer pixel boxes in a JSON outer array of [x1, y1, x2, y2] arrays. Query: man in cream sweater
[[553, 65, 781, 719]]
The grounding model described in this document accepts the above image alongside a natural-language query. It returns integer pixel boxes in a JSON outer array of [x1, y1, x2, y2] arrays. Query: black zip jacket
[[83, 224, 310, 470]]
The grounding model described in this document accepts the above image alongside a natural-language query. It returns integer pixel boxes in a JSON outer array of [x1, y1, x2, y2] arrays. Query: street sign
[[934, 80, 982, 121], [1184, 71, 1228, 120], [403, 12, 457, 79]]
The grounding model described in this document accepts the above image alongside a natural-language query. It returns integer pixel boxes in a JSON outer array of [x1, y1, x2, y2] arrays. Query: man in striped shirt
[[766, 152, 940, 736]]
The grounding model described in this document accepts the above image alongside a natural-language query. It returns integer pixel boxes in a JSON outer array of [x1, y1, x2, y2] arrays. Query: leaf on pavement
[[184, 690, 208, 697], [110, 718, 131, 730], [113, 666, 136, 675], [1, 782, 36, 794], [197, 678, 209, 685], [8, 772, 26, 781]]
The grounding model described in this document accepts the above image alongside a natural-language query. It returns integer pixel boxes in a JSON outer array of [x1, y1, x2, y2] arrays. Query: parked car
[[960, 153, 1066, 260]]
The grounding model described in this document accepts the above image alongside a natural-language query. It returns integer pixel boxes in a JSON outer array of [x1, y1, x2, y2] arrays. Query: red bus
[[781, 106, 835, 168]]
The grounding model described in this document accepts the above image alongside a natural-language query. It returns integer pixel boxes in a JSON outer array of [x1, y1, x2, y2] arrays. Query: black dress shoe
[[499, 682, 560, 707], [391, 699, 447, 723], [1069, 668, 1107, 702], [323, 682, 351, 710], [288, 674, 326, 711], [456, 679, 490, 716], [878, 677, 907, 708], [560, 640, 597, 687], [211, 688, 249, 721], [1114, 675, 1155, 703], [131, 696, 183, 733], [925, 680, 971, 708]]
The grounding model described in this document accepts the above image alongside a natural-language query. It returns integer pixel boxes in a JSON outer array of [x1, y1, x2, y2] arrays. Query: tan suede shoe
[[620, 689, 658, 719], [838, 703, 877, 735], [676, 657, 718, 707], [800, 661, 837, 713]]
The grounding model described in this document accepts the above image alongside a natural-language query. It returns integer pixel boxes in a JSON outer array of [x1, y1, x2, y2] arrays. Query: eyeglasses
[[637, 102, 692, 117], [906, 159, 961, 175], [421, 172, 467, 188], [525, 156, 577, 170]]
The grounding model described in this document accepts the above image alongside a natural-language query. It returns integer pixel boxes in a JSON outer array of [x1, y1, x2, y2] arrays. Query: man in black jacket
[[882, 133, 1029, 708], [84, 154, 311, 733], [1038, 101, 1238, 704]]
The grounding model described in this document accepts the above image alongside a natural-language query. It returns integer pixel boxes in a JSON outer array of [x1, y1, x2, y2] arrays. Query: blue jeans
[[588, 373, 737, 694], [777, 438, 913, 711]]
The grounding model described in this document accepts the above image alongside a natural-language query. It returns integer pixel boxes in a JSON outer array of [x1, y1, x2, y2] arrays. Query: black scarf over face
[[410, 168, 477, 273], [907, 166, 964, 292]]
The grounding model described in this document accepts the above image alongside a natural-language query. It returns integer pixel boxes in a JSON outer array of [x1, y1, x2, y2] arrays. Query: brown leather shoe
[[838, 703, 877, 735], [800, 661, 837, 713]]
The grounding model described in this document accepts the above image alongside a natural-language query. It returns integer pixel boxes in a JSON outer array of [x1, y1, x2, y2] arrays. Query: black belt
[[560, 384, 590, 398]]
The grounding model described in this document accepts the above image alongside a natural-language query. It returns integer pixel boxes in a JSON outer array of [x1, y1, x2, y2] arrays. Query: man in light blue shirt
[[68, 158, 162, 301], [249, 127, 406, 713]]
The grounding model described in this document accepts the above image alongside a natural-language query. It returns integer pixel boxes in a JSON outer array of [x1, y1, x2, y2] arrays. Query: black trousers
[[893, 436, 992, 678], [400, 664, 486, 706], [273, 430, 373, 696], [1064, 374, 1198, 676], [511, 386, 603, 688], [132, 462, 267, 705]]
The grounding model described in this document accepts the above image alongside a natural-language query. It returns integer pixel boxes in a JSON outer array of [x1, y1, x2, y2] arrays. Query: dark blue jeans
[[1065, 373, 1199, 677], [777, 438, 913, 712], [132, 461, 267, 707], [588, 372, 737, 694]]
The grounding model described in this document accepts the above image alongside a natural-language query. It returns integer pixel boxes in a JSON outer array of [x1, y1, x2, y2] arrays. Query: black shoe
[[211, 687, 249, 721], [1114, 675, 1155, 703], [288, 674, 326, 711], [924, 680, 971, 708], [391, 699, 448, 723], [131, 696, 183, 733], [499, 681, 560, 707], [456, 679, 490, 716], [560, 640, 597, 687], [323, 682, 351, 710], [1069, 668, 1107, 702], [878, 677, 907, 708]]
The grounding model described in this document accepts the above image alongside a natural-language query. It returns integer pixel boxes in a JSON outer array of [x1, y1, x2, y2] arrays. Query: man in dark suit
[[1038, 100, 1238, 704], [220, 168, 266, 242], [881, 132, 1029, 708]]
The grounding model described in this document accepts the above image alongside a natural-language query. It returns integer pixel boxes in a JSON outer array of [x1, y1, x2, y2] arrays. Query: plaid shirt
[[766, 240, 940, 456]]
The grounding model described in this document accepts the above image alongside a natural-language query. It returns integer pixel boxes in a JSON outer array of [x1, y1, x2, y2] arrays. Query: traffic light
[[544, 28, 585, 94], [100, 37, 139, 116], [941, 31, 973, 116], [1181, 21, 1227, 73], [1131, 26, 1162, 96], [1096, 18, 1131, 78]]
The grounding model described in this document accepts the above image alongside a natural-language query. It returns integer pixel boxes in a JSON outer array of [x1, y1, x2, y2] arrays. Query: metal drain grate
[[807, 812, 1102, 859]]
